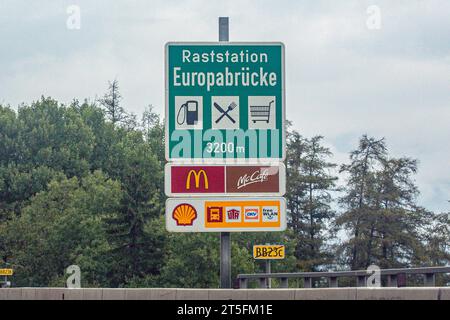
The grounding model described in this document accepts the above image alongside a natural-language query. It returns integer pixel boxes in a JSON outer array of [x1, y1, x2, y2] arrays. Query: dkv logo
[[244, 207, 259, 222]]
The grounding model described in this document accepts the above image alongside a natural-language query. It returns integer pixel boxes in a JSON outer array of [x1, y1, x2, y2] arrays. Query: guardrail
[[237, 266, 450, 289], [1, 287, 450, 300]]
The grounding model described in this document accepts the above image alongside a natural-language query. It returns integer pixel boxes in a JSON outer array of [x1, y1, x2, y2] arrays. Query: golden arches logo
[[186, 170, 209, 190]]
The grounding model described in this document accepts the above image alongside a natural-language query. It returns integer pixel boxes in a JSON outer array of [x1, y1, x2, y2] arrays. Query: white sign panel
[[166, 197, 286, 232]]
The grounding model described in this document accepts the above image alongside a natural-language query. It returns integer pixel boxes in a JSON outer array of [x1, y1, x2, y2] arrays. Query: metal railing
[[237, 266, 450, 289]]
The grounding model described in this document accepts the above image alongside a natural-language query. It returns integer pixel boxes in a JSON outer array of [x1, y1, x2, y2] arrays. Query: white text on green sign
[[165, 42, 285, 161]]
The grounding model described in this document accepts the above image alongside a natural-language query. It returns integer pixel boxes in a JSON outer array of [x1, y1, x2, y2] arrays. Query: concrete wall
[[0, 288, 449, 300]]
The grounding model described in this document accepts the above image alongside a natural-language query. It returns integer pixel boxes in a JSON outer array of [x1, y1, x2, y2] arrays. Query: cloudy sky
[[0, 0, 449, 212]]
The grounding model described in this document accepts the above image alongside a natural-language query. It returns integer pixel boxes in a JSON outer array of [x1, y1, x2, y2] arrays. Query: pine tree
[[286, 130, 337, 271], [423, 210, 450, 266], [337, 135, 432, 269], [336, 135, 387, 269], [100, 80, 126, 124], [99, 79, 137, 130], [371, 157, 428, 267], [141, 105, 160, 132], [103, 128, 166, 286]]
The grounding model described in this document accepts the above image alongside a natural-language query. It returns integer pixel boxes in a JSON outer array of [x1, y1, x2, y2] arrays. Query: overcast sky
[[0, 0, 449, 212]]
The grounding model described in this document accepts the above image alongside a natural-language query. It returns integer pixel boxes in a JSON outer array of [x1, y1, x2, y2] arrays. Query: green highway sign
[[165, 42, 285, 161]]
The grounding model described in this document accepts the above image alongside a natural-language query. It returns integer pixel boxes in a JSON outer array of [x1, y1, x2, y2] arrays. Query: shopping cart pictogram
[[250, 100, 274, 123]]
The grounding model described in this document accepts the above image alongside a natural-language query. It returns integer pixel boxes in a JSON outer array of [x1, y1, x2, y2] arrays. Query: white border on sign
[[164, 42, 286, 163]]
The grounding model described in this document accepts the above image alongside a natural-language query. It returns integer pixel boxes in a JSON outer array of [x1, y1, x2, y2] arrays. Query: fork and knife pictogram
[[214, 102, 237, 124]]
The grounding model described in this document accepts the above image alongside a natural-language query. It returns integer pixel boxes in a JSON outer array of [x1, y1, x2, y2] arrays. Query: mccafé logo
[[226, 166, 279, 194], [186, 170, 209, 190], [236, 168, 269, 189]]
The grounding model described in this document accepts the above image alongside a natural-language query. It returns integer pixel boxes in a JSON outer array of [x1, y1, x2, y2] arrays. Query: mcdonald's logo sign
[[170, 166, 225, 193], [186, 170, 209, 190]]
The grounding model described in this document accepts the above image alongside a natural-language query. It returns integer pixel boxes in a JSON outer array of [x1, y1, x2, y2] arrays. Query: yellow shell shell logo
[[173, 203, 197, 226]]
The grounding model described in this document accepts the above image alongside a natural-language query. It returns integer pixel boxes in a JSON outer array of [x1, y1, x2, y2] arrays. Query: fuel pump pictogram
[[177, 100, 199, 126]]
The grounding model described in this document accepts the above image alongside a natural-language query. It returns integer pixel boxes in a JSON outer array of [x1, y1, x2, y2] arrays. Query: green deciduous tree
[[0, 171, 120, 287], [17, 97, 95, 177], [0, 96, 167, 288]]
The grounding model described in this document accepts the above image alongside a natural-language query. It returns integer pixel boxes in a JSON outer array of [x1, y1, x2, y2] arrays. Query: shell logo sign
[[172, 203, 197, 226], [166, 198, 286, 232]]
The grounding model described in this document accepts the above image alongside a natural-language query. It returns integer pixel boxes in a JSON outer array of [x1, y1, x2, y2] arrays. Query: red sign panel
[[166, 164, 284, 196], [171, 166, 225, 193]]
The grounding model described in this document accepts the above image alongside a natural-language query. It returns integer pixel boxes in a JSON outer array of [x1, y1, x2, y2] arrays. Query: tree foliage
[[336, 136, 439, 269], [0, 85, 447, 288], [286, 131, 337, 271]]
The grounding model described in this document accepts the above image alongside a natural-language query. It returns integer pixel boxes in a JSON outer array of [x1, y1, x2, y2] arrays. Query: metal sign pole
[[220, 232, 231, 288], [219, 16, 231, 289], [265, 260, 271, 288]]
